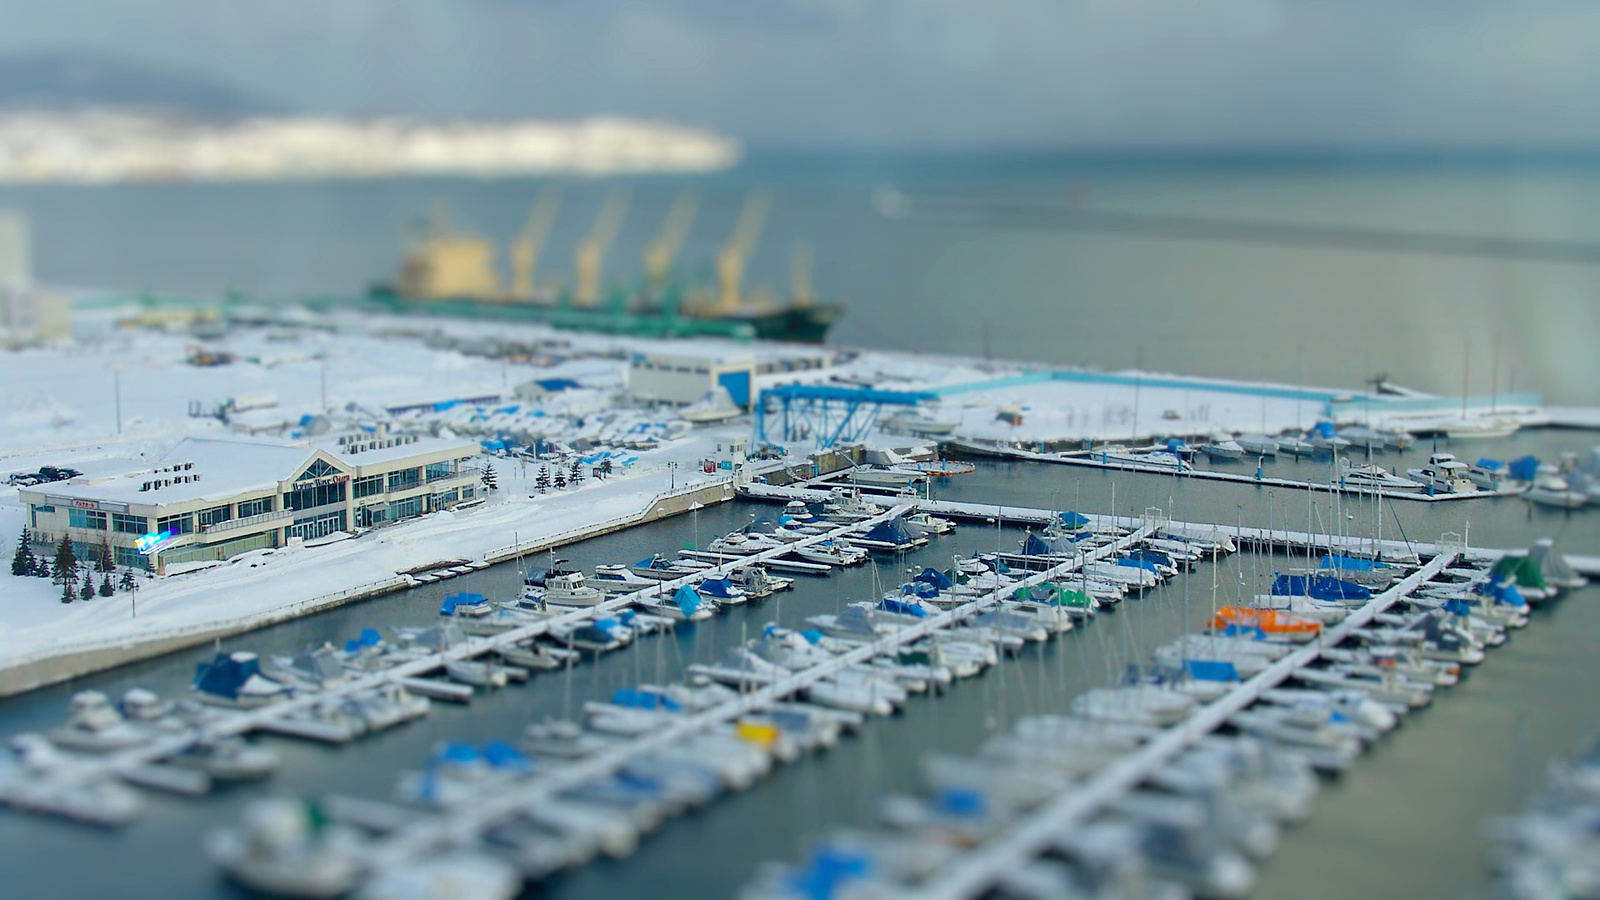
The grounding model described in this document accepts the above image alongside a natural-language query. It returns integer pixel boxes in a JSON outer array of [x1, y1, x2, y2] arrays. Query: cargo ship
[[366, 190, 842, 343]]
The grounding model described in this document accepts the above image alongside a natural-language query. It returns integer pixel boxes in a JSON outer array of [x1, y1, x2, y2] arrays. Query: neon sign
[[135, 530, 176, 555]]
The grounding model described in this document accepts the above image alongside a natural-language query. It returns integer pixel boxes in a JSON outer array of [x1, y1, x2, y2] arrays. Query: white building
[[627, 347, 834, 409], [21, 434, 481, 574]]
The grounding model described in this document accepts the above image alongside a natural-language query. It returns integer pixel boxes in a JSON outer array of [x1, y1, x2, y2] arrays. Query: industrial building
[[21, 433, 481, 574], [627, 346, 834, 409]]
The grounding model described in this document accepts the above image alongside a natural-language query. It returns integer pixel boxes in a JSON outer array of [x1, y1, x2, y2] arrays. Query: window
[[387, 468, 421, 491], [31, 504, 55, 528], [69, 508, 107, 530], [356, 504, 389, 528], [462, 485, 476, 500], [388, 496, 423, 522], [71, 540, 105, 566], [352, 474, 384, 498], [237, 496, 274, 518], [156, 513, 194, 535], [115, 546, 150, 570], [424, 461, 454, 482], [112, 513, 148, 534], [284, 480, 346, 511], [287, 510, 346, 541], [296, 459, 340, 481], [197, 505, 232, 527]]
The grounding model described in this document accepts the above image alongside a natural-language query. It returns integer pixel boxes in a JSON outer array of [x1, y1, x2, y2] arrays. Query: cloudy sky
[[8, 0, 1600, 149]]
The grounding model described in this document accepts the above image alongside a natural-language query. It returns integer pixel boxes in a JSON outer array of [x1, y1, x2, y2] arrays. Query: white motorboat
[[1525, 467, 1589, 510], [1235, 434, 1279, 456], [1277, 435, 1316, 456], [207, 798, 365, 897], [590, 564, 658, 595], [791, 538, 867, 566], [1200, 439, 1247, 461], [48, 691, 151, 753], [1339, 426, 1388, 451], [1338, 460, 1423, 492], [1098, 448, 1192, 472], [1406, 452, 1475, 493], [901, 511, 955, 536], [354, 852, 522, 900], [1466, 458, 1518, 492], [534, 565, 607, 608], [846, 465, 927, 487], [1307, 425, 1350, 453], [1, 734, 146, 825], [169, 735, 281, 781], [633, 586, 716, 622]]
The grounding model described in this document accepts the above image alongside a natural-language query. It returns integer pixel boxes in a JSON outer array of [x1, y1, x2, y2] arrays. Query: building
[[0, 208, 70, 347], [627, 347, 834, 409], [21, 434, 482, 574]]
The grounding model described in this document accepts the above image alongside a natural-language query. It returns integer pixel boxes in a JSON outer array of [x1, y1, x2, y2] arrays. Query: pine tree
[[119, 569, 137, 591], [534, 466, 551, 493], [80, 570, 95, 601], [60, 579, 74, 604], [54, 534, 75, 585], [568, 459, 583, 485], [99, 573, 115, 597], [10, 528, 29, 577], [98, 537, 114, 573], [598, 458, 614, 479], [553, 468, 567, 489], [481, 462, 498, 492]]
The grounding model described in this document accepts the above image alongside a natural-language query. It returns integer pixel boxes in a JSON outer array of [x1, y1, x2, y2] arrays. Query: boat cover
[[1270, 573, 1371, 601], [1509, 456, 1541, 482], [913, 567, 954, 589], [673, 585, 703, 617]]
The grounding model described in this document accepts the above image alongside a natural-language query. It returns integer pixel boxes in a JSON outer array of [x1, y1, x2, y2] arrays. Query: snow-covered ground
[[0, 303, 1591, 674]]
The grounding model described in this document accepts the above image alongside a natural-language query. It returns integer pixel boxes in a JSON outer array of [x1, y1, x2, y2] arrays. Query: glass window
[[388, 496, 423, 521], [287, 510, 346, 540], [112, 513, 148, 534], [69, 508, 107, 530], [197, 504, 232, 527], [115, 546, 150, 570], [424, 461, 454, 481], [352, 474, 384, 498], [284, 479, 346, 511], [387, 468, 421, 491], [296, 459, 339, 481], [156, 513, 194, 535], [237, 496, 274, 518]]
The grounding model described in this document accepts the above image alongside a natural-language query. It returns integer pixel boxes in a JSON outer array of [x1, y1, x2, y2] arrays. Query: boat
[[1277, 435, 1316, 456], [1466, 458, 1520, 492], [1306, 422, 1350, 453], [696, 576, 749, 605], [1338, 426, 1388, 451], [170, 735, 281, 781], [1444, 417, 1520, 440], [629, 554, 695, 581], [364, 196, 843, 344], [1524, 466, 1589, 510], [590, 564, 658, 595], [0, 734, 146, 825], [439, 592, 494, 618], [355, 852, 522, 900], [206, 799, 365, 897], [191, 652, 294, 709], [1208, 607, 1321, 643], [791, 538, 867, 566], [633, 585, 715, 623], [532, 563, 607, 608], [845, 465, 928, 487], [1406, 452, 1475, 494], [1199, 438, 1247, 461], [1098, 448, 1192, 472], [48, 691, 152, 753], [1338, 460, 1423, 492], [1234, 434, 1279, 456], [901, 511, 955, 536]]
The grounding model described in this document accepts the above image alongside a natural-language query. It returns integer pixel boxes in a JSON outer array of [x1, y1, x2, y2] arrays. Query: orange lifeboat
[[1208, 606, 1322, 643]]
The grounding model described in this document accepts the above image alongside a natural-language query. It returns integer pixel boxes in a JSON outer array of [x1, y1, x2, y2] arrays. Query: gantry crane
[[573, 188, 629, 307], [644, 190, 699, 290], [509, 190, 560, 300], [716, 190, 771, 313]]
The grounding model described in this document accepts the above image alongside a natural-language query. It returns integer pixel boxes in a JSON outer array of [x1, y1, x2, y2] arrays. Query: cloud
[[5, 0, 1600, 148]]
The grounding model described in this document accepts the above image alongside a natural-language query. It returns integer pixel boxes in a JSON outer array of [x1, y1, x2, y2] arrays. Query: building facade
[[21, 435, 481, 574]]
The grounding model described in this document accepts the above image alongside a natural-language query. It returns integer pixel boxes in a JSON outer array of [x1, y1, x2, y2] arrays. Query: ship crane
[[716, 190, 771, 313], [644, 190, 699, 290], [509, 190, 560, 300], [574, 188, 629, 306]]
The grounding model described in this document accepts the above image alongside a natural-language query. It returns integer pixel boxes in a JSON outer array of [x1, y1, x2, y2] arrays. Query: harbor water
[[0, 431, 1596, 899]]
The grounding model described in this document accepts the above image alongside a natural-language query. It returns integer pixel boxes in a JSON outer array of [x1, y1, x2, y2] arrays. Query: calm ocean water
[[3, 153, 1599, 403]]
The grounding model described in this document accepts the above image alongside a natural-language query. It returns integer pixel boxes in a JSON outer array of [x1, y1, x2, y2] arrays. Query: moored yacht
[[1338, 460, 1423, 492], [1406, 453, 1475, 494]]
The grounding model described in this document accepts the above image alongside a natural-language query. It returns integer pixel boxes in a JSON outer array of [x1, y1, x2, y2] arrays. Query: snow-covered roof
[[26, 434, 477, 508]]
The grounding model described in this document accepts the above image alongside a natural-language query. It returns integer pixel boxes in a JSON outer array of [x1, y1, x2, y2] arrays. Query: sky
[[7, 0, 1600, 149]]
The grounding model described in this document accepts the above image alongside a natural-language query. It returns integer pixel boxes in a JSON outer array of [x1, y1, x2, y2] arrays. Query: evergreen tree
[[553, 468, 567, 490], [598, 458, 614, 479], [119, 569, 137, 591], [534, 466, 551, 493], [60, 579, 74, 604], [40, 558, 54, 581], [53, 534, 75, 585], [99, 573, 115, 597], [98, 537, 114, 573], [568, 459, 583, 485], [10, 528, 29, 577], [482, 462, 499, 492], [80, 570, 95, 601]]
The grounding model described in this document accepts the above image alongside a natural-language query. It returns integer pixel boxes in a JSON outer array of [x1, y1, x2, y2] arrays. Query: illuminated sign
[[135, 530, 176, 556]]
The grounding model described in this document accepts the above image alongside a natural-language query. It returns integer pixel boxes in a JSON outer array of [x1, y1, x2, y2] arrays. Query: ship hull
[[360, 290, 840, 343]]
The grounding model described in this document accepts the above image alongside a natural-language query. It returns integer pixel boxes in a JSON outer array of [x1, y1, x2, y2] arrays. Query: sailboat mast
[[1461, 336, 1471, 420]]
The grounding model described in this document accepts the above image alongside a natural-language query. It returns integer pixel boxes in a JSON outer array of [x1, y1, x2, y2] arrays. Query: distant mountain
[[0, 49, 282, 117]]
